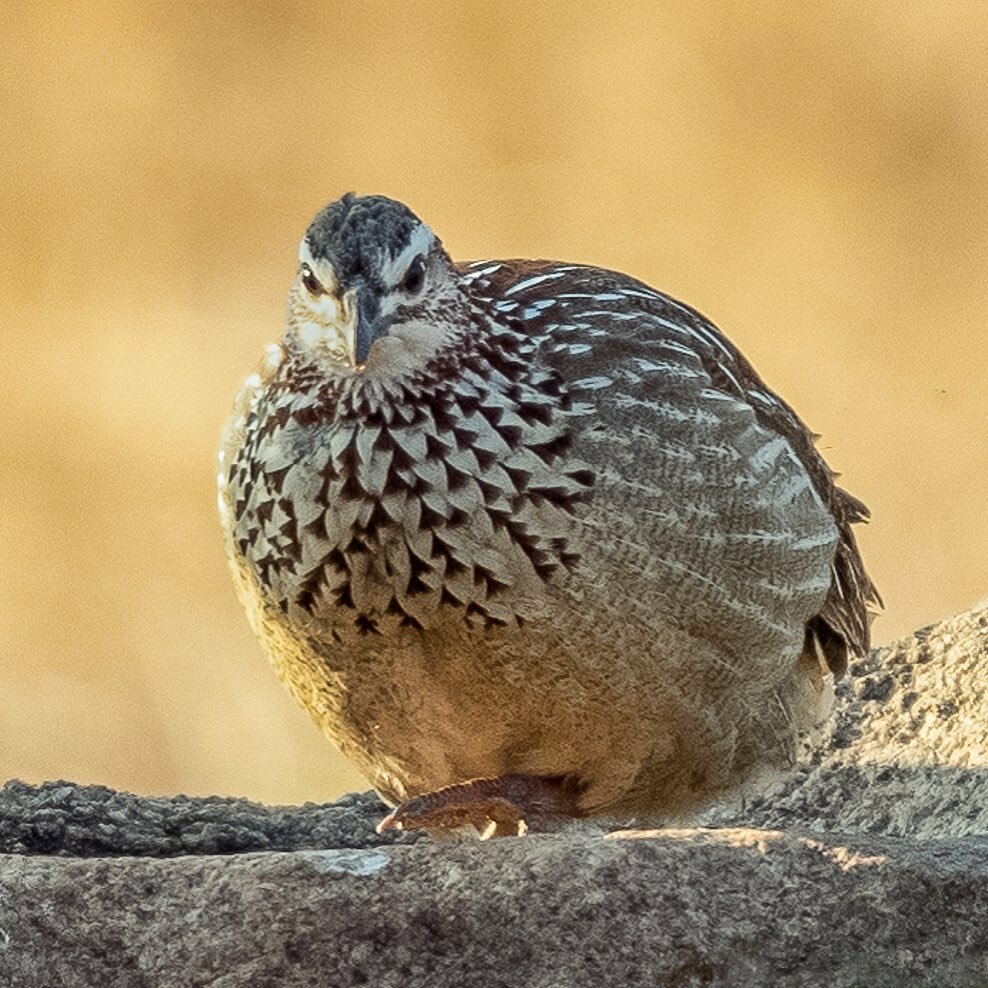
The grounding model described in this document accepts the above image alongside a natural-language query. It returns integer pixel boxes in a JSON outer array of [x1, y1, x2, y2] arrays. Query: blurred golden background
[[2, 2, 985, 805]]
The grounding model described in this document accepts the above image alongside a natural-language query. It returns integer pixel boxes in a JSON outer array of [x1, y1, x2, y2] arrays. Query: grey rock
[[0, 784, 416, 857], [1, 603, 986, 987]]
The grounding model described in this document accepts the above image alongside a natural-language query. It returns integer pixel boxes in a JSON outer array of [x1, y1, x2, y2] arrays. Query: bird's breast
[[223, 361, 596, 639]]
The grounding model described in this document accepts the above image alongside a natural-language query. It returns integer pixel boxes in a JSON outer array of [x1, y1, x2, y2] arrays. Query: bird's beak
[[336, 288, 359, 368], [351, 285, 386, 367], [312, 283, 387, 370]]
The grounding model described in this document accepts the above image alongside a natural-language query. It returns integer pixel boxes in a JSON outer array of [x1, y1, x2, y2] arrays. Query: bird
[[218, 193, 879, 837]]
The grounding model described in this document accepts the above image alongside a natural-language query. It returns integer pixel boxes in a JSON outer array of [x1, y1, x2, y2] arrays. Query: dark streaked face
[[286, 194, 461, 373]]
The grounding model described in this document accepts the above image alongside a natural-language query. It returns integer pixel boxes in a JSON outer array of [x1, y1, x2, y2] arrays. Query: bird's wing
[[460, 259, 880, 675]]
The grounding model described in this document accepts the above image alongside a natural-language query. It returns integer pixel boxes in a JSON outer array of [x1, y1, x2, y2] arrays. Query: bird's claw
[[376, 774, 581, 838]]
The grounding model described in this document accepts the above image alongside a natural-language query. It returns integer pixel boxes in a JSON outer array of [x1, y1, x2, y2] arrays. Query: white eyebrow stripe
[[297, 239, 340, 294], [298, 239, 314, 266], [378, 223, 435, 287]]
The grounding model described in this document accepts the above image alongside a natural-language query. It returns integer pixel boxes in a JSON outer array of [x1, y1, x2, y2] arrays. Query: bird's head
[[287, 193, 463, 374]]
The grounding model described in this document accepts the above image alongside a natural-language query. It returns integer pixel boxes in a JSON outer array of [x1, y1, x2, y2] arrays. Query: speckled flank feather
[[219, 195, 879, 822]]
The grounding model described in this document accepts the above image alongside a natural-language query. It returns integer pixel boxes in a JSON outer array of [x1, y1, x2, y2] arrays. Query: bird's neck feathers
[[276, 299, 533, 425]]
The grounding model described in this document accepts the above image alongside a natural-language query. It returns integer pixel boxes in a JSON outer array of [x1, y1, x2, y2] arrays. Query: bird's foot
[[376, 773, 584, 839]]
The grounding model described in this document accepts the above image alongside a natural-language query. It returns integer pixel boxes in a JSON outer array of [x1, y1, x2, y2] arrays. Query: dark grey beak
[[354, 288, 387, 365]]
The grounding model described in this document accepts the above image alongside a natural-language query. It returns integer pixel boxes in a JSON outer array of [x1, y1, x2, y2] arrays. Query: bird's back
[[461, 258, 878, 674]]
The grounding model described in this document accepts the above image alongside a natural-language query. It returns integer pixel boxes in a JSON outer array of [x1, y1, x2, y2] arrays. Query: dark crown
[[304, 194, 424, 285]]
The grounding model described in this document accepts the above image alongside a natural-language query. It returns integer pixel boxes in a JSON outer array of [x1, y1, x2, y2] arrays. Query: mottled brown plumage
[[218, 194, 879, 834]]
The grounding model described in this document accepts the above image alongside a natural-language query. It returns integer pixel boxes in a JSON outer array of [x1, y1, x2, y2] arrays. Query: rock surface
[[1, 603, 986, 987]]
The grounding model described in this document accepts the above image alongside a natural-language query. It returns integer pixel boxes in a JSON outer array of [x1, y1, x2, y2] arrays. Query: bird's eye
[[401, 256, 426, 295], [300, 263, 324, 296]]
